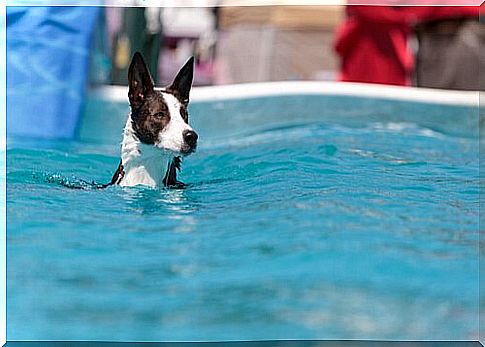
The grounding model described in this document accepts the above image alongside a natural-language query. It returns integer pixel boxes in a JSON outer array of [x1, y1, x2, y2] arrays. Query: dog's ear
[[168, 56, 194, 104], [128, 52, 154, 109]]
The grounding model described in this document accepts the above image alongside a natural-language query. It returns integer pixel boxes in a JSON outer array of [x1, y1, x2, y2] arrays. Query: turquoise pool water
[[7, 97, 479, 341]]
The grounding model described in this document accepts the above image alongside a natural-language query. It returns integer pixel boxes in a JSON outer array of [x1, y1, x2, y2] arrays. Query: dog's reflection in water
[[120, 186, 199, 234]]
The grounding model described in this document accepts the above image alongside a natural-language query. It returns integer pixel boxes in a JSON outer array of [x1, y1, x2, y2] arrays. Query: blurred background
[[6, 3, 484, 139], [79, 4, 483, 87]]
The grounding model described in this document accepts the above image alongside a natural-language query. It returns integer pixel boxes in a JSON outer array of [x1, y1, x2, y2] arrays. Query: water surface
[[7, 119, 479, 340]]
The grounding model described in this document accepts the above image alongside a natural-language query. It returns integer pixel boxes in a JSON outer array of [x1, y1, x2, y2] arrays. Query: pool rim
[[89, 81, 479, 107]]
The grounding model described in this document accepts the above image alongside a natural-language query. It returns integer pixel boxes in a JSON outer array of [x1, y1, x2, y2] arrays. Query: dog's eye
[[153, 112, 167, 119]]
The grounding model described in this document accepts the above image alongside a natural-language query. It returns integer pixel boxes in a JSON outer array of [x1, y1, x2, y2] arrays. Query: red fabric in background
[[334, 6, 479, 86]]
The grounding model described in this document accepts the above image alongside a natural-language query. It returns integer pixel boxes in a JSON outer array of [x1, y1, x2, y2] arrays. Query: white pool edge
[[90, 81, 480, 107]]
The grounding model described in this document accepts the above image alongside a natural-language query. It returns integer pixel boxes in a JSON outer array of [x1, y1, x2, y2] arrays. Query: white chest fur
[[119, 117, 173, 188]]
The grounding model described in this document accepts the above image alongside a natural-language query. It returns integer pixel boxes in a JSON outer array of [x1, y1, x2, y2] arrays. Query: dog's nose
[[183, 130, 198, 147]]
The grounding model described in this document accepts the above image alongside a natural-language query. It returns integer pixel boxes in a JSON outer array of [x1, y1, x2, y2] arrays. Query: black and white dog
[[109, 52, 198, 188]]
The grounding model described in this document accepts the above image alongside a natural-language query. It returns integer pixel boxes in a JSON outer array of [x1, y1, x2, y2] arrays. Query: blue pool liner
[[7, 6, 100, 139]]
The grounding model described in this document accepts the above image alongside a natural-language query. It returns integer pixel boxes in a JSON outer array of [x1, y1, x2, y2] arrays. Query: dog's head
[[128, 52, 198, 155]]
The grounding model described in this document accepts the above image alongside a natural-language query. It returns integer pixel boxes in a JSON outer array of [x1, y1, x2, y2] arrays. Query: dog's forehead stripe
[[161, 92, 184, 121]]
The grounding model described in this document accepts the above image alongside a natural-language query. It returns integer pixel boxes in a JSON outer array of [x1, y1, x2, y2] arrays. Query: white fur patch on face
[[156, 92, 193, 153]]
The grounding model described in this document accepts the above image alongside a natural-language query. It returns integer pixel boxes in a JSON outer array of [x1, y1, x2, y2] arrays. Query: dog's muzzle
[[182, 129, 198, 154]]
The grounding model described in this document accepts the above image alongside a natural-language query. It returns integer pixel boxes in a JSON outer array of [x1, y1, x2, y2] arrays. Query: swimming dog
[[109, 52, 198, 188]]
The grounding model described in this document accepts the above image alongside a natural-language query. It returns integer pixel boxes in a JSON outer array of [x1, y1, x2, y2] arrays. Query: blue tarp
[[7, 6, 100, 139]]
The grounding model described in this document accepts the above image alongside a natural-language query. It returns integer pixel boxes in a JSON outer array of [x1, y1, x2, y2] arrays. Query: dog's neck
[[119, 116, 173, 188]]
